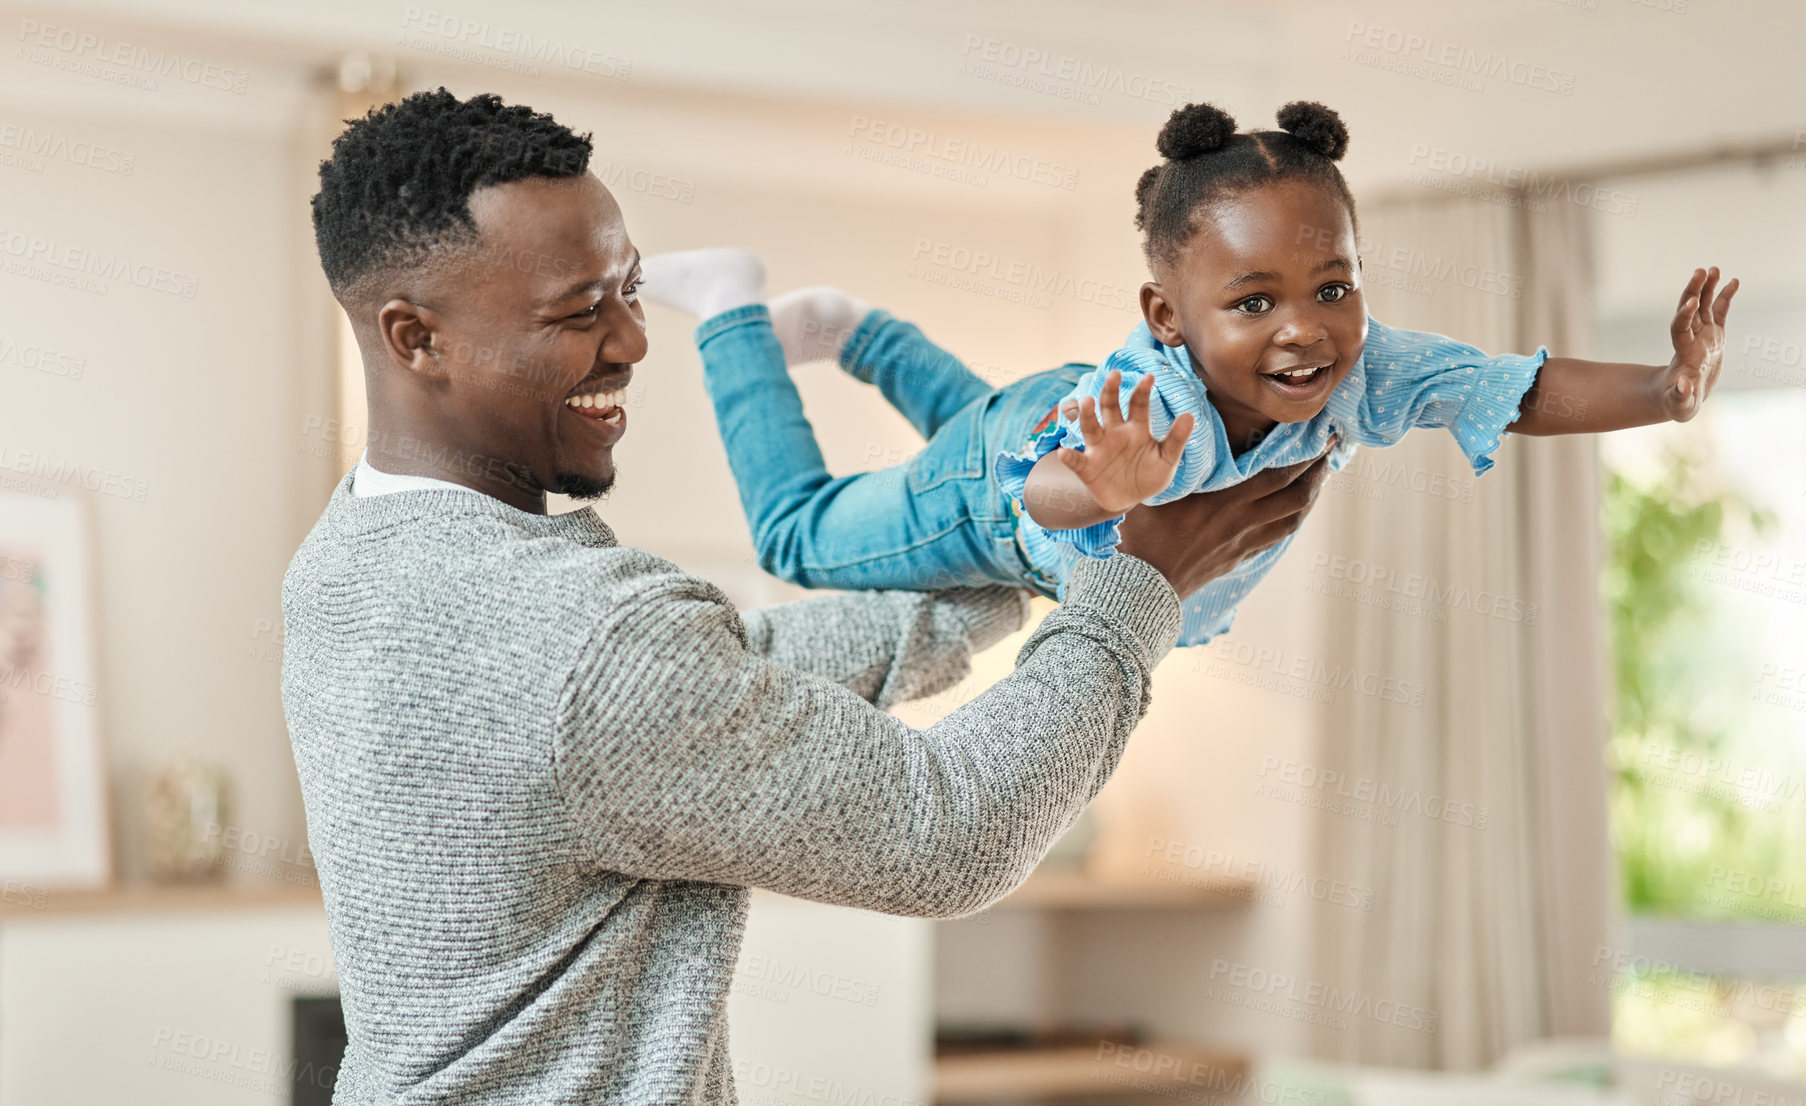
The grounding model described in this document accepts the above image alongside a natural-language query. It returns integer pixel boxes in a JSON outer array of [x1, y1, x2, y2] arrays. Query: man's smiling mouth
[[564, 387, 628, 427], [564, 370, 631, 433]]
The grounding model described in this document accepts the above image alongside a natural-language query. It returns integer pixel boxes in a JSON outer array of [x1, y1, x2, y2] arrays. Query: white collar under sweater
[[351, 450, 477, 497]]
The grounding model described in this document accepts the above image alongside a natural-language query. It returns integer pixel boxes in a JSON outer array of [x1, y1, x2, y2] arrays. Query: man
[[283, 88, 1331, 1104]]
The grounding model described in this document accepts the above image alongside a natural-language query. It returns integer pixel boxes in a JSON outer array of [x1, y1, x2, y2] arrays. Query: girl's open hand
[[1053, 370, 1195, 515], [1659, 266, 1739, 422]]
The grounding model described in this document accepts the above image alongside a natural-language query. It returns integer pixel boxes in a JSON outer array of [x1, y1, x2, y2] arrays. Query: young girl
[[644, 101, 1737, 647]]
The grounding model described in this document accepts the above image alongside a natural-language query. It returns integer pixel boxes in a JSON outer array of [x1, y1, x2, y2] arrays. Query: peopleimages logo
[[1342, 22, 1576, 96], [0, 443, 149, 502], [1145, 837, 1377, 912], [398, 7, 630, 79], [1331, 452, 1474, 504], [0, 122, 135, 175], [0, 227, 199, 299], [956, 34, 1192, 107], [1257, 755, 1490, 829], [15, 19, 249, 93], [1093, 1041, 1330, 1106], [1654, 1070, 1803, 1106], [847, 116, 1080, 191], [0, 335, 85, 380], [1203, 640, 1426, 708], [1207, 958, 1440, 1034], [1306, 552, 1540, 625], [1740, 333, 1806, 387], [734, 953, 881, 1007], [1406, 144, 1638, 218], [148, 1027, 335, 1097], [907, 238, 1134, 312]]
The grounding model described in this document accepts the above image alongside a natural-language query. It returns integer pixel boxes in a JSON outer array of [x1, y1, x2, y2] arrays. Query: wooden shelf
[[993, 866, 1254, 910], [934, 1042, 1248, 1103], [0, 880, 322, 919]]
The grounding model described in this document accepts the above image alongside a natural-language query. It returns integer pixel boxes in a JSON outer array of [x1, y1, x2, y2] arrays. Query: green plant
[[1602, 448, 1778, 917]]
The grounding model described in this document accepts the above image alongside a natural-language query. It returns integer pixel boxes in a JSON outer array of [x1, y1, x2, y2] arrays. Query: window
[[1602, 384, 1806, 1076]]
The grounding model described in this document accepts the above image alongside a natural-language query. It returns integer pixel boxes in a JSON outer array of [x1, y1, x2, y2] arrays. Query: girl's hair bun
[[1132, 166, 1161, 228], [1156, 102, 1236, 161], [1275, 101, 1348, 160]]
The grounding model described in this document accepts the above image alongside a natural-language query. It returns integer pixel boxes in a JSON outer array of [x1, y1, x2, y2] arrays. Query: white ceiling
[[5, 0, 1801, 190]]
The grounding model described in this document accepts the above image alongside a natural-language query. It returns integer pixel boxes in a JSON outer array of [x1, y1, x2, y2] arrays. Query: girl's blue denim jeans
[[695, 304, 1085, 597]]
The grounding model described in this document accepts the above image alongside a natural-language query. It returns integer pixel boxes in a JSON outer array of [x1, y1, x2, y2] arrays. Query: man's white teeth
[[566, 389, 627, 410]]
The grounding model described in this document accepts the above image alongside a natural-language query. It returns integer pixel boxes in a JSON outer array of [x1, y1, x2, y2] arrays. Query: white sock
[[770, 286, 872, 366], [639, 248, 768, 319]]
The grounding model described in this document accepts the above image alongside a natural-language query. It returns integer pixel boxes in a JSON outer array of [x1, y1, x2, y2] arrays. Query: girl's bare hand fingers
[[1671, 296, 1698, 348], [1126, 374, 1154, 431], [1713, 277, 1740, 325], [1696, 267, 1719, 328], [1159, 412, 1195, 463], [1675, 268, 1705, 314], [1077, 395, 1104, 445], [1098, 370, 1124, 429]]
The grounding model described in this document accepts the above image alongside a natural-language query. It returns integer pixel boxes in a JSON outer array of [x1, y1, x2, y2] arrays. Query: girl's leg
[[641, 249, 1020, 590], [772, 287, 994, 441], [694, 306, 1014, 592], [768, 285, 872, 366]]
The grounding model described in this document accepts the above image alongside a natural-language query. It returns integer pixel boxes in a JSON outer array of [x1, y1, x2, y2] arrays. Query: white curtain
[[1310, 195, 1615, 1067]]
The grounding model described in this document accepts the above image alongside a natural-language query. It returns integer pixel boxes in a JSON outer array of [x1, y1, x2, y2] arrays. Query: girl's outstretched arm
[[1507, 267, 1739, 435]]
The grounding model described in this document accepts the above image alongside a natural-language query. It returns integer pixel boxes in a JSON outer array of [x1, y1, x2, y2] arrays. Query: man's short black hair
[[310, 87, 594, 301]]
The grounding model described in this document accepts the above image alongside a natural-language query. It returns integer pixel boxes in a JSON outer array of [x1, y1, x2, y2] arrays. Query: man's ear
[[1140, 281, 1185, 347], [377, 299, 448, 379]]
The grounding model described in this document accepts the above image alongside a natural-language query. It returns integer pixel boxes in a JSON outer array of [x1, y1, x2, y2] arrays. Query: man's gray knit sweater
[[280, 470, 1182, 1105]]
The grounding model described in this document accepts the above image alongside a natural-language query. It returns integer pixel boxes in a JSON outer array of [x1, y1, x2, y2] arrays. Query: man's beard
[[554, 469, 614, 500]]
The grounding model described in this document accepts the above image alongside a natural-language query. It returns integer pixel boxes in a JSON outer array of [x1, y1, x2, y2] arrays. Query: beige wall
[[0, 94, 323, 884]]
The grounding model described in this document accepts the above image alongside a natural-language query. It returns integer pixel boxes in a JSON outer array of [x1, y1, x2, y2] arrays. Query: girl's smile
[[1256, 357, 1338, 401]]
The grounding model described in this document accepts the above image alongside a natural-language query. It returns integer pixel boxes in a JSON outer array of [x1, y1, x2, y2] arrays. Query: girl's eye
[[1236, 295, 1273, 314], [1318, 283, 1351, 302]]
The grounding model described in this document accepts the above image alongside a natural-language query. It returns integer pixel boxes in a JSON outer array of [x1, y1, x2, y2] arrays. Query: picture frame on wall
[[0, 490, 109, 892]]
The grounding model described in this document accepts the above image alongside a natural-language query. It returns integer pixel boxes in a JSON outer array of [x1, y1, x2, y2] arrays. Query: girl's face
[[1140, 179, 1367, 452]]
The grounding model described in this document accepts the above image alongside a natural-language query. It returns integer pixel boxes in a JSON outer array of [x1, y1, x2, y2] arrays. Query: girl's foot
[[770, 286, 872, 366], [639, 248, 768, 319]]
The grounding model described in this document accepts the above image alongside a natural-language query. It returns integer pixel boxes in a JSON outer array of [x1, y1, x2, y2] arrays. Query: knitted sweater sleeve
[[737, 585, 1032, 710], [553, 554, 1180, 918]]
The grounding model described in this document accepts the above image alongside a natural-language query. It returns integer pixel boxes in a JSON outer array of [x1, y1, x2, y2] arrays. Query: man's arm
[[552, 450, 1332, 920], [555, 552, 1177, 920], [738, 585, 1031, 709]]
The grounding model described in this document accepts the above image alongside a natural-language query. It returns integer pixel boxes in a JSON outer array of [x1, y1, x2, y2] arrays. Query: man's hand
[[1657, 265, 1739, 423], [1053, 370, 1195, 514], [1115, 440, 1336, 599]]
